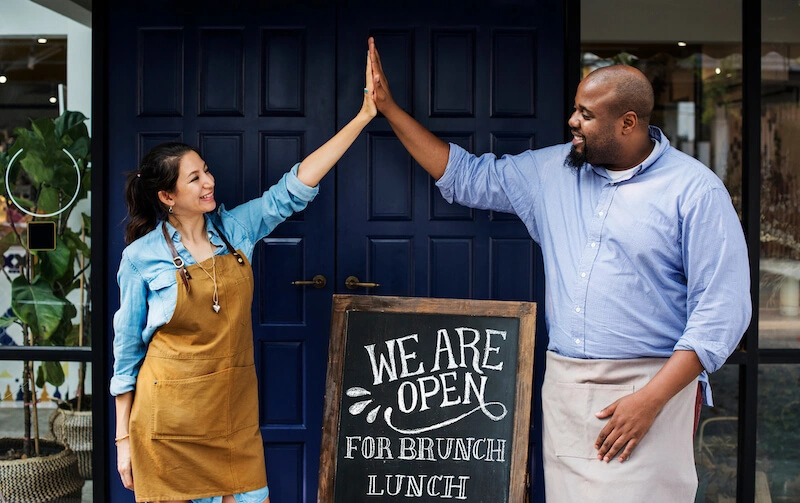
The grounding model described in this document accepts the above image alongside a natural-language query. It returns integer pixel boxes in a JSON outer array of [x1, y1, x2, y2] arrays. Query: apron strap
[[210, 221, 245, 266], [161, 221, 192, 292]]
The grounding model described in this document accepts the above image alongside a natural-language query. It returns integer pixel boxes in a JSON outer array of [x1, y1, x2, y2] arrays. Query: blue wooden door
[[335, 2, 564, 500], [105, 2, 336, 501], [105, 1, 563, 502]]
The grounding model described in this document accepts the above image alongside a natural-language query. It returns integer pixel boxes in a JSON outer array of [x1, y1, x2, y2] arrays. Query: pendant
[[213, 303, 221, 313]]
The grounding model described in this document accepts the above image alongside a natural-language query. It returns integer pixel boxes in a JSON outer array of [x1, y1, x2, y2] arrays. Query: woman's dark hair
[[123, 142, 198, 244]]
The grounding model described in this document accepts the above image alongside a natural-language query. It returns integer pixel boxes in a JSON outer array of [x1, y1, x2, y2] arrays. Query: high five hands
[[367, 37, 396, 115]]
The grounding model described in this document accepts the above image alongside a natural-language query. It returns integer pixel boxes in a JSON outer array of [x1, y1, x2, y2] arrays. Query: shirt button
[[581, 272, 586, 278], [575, 307, 581, 313], [590, 242, 596, 248], [598, 211, 604, 216], [575, 338, 581, 344]]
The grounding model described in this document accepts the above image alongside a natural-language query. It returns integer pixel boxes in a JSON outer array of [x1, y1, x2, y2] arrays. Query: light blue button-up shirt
[[436, 127, 751, 404], [111, 163, 318, 397]]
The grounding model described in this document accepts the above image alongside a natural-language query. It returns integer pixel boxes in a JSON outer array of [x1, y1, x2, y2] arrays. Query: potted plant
[[0, 110, 91, 502]]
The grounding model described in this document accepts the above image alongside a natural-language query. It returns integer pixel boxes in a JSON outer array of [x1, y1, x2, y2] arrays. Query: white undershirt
[[605, 139, 660, 181]]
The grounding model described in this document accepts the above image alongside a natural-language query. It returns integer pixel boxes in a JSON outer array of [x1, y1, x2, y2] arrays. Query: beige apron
[[542, 351, 698, 502], [129, 250, 266, 502]]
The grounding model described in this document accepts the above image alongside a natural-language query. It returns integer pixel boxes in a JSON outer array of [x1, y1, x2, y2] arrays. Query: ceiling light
[[715, 68, 721, 75], [677, 41, 687, 47], [38, 38, 47, 44], [49, 96, 57, 104], [0, 75, 7, 84]]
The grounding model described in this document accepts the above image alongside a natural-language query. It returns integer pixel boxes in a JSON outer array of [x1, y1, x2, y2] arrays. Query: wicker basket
[[0, 438, 83, 503], [49, 407, 93, 480]]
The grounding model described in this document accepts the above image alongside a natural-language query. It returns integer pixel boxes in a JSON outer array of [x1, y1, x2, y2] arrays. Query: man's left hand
[[594, 390, 661, 463]]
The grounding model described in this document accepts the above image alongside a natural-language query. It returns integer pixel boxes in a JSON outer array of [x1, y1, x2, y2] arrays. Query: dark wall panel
[[138, 28, 183, 117], [492, 30, 537, 117], [261, 29, 305, 116], [431, 30, 475, 117], [198, 29, 245, 116]]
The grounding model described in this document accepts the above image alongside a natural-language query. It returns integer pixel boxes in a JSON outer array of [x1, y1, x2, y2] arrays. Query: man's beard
[[565, 144, 587, 170]]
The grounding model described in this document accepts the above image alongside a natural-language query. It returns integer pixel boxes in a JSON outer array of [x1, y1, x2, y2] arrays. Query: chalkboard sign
[[319, 295, 537, 503]]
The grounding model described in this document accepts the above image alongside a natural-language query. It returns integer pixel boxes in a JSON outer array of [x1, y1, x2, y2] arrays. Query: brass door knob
[[291, 274, 327, 289], [345, 276, 380, 290]]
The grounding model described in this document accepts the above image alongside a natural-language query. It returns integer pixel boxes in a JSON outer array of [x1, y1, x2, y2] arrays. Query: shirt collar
[[161, 213, 222, 248], [590, 125, 669, 183]]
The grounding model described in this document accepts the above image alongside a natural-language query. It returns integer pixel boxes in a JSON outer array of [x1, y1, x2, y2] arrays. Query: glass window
[[695, 365, 740, 503], [0, 0, 93, 500], [759, 0, 800, 349], [757, 364, 800, 502]]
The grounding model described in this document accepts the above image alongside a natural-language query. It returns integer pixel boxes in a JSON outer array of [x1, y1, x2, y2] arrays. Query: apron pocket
[[151, 368, 232, 440], [550, 382, 634, 459]]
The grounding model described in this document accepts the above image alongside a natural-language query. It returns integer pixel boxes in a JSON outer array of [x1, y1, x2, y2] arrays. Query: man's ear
[[621, 111, 638, 134], [157, 190, 174, 207]]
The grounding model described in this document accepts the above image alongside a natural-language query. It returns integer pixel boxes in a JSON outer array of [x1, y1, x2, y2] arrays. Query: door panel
[[336, 3, 563, 501], [106, 2, 335, 501]]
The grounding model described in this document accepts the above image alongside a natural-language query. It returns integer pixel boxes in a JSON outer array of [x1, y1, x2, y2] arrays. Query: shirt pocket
[[151, 368, 232, 440], [147, 270, 178, 321], [550, 382, 634, 459]]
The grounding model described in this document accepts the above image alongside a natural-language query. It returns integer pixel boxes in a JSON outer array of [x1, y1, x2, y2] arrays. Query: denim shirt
[[436, 126, 752, 405], [111, 163, 318, 396]]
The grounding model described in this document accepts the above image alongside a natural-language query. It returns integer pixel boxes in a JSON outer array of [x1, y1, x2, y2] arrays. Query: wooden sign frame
[[318, 295, 537, 503]]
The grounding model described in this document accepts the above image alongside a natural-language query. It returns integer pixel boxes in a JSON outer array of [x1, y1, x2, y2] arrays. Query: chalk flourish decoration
[[345, 386, 507, 434]]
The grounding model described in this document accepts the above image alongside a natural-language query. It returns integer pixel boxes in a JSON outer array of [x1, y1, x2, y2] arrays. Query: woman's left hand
[[361, 52, 378, 119]]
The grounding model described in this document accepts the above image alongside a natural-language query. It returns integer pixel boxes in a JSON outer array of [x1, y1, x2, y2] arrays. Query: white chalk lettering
[[431, 328, 457, 372], [397, 334, 425, 378], [482, 329, 506, 371], [365, 340, 398, 385], [366, 474, 469, 500], [455, 327, 483, 373]]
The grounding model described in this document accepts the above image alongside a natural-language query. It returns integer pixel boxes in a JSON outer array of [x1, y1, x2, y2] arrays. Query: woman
[[111, 55, 376, 503]]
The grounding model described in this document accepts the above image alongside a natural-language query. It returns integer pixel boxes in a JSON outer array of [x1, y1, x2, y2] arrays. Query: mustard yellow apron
[[129, 250, 266, 502]]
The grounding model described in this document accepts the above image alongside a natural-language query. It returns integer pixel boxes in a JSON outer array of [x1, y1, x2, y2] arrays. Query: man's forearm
[[641, 350, 704, 409], [382, 103, 450, 180]]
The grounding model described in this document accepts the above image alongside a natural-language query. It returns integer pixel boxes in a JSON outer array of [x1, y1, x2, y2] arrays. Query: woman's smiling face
[[167, 150, 216, 217]]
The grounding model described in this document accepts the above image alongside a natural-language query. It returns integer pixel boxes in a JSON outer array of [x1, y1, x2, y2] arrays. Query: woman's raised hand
[[361, 51, 378, 119]]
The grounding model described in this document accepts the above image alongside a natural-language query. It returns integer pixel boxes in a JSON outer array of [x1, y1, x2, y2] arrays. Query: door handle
[[345, 276, 380, 290], [291, 274, 327, 289]]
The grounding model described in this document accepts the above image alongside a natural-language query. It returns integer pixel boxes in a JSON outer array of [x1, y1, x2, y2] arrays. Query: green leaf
[[0, 317, 18, 328], [40, 235, 73, 283], [19, 149, 53, 185], [32, 118, 55, 141], [54, 111, 88, 140], [37, 361, 65, 388], [37, 186, 62, 214], [11, 276, 66, 340], [62, 228, 90, 256], [66, 135, 90, 159]]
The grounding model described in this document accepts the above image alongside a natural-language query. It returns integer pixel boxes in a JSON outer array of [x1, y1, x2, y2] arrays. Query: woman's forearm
[[115, 392, 134, 438], [296, 111, 373, 187]]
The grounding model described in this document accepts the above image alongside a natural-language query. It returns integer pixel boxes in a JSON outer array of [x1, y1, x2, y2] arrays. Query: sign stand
[[319, 295, 537, 503]]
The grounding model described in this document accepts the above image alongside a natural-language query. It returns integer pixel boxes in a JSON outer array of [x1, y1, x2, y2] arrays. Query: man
[[367, 37, 751, 501]]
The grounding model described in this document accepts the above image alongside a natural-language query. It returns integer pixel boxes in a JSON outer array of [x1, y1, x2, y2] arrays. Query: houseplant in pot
[[0, 110, 90, 502]]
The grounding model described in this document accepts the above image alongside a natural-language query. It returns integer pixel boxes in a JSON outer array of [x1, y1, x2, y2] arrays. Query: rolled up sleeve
[[228, 162, 319, 243], [110, 254, 149, 396], [674, 188, 752, 375]]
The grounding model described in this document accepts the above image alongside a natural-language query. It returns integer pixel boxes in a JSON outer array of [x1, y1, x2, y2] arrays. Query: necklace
[[194, 236, 220, 313]]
